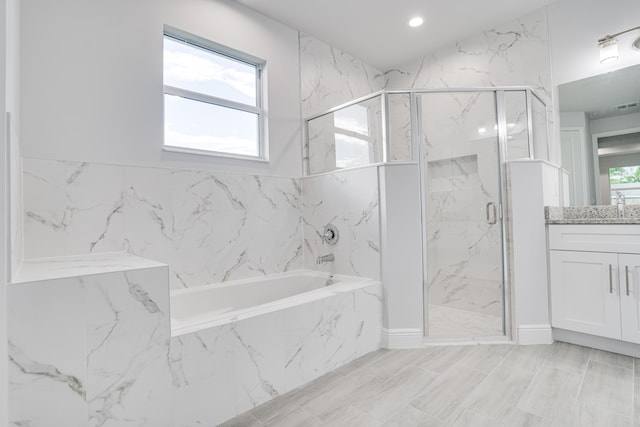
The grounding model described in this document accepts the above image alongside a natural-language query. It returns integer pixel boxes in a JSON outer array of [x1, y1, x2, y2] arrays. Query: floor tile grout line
[[513, 354, 545, 414], [632, 364, 636, 424], [573, 351, 590, 411]]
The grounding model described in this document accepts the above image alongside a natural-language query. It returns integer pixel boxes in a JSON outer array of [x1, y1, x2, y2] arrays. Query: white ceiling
[[233, 0, 559, 70], [559, 64, 640, 120]]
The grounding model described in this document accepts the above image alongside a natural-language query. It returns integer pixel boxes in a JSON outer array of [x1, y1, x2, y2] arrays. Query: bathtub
[[169, 270, 383, 426], [170, 269, 375, 336]]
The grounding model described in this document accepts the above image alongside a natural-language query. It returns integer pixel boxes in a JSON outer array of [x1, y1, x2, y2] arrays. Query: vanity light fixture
[[408, 16, 424, 28], [598, 25, 640, 64], [599, 38, 619, 64]]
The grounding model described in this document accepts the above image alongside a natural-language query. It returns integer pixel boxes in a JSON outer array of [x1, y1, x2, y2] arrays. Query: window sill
[[162, 145, 270, 163]]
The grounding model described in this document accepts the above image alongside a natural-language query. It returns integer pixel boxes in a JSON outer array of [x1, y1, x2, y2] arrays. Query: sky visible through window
[[163, 36, 259, 156]]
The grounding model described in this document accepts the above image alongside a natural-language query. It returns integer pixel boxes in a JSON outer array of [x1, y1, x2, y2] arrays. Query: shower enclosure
[[305, 88, 549, 341]]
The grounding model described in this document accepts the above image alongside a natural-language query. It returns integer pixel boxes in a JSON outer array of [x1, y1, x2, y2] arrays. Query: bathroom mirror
[[558, 63, 640, 206]]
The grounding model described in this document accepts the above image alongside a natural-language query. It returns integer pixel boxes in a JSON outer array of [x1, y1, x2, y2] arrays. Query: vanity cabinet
[[548, 225, 640, 344]]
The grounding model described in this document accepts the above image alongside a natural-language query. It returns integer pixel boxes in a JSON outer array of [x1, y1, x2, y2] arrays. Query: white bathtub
[[170, 269, 374, 336], [169, 269, 383, 425]]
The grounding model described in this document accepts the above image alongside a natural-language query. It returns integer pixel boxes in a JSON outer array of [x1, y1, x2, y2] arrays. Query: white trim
[[382, 328, 423, 349], [162, 145, 270, 163], [518, 324, 553, 345]]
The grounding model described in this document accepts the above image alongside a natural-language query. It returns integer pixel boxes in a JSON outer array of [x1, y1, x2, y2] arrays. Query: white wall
[[20, 0, 302, 177], [0, 0, 7, 418], [590, 111, 640, 135], [509, 160, 560, 344], [548, 0, 640, 86], [1, 0, 19, 423], [379, 164, 423, 348]]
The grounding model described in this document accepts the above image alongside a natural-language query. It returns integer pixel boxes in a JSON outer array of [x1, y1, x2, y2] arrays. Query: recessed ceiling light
[[408, 17, 424, 28]]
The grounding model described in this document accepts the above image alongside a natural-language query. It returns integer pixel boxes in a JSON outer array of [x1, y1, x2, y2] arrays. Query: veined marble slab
[[22, 158, 303, 290], [12, 251, 166, 284], [8, 263, 172, 426]]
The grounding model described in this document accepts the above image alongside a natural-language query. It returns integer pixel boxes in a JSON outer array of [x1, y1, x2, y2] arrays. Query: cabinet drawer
[[548, 224, 640, 253]]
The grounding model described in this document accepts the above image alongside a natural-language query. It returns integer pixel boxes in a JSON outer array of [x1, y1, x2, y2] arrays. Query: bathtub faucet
[[316, 254, 335, 265], [325, 275, 335, 286]]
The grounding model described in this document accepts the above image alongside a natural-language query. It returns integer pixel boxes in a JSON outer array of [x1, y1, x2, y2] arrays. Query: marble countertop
[[12, 252, 167, 284], [545, 205, 640, 224]]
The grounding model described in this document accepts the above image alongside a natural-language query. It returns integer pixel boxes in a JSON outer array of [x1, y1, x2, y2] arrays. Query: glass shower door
[[418, 91, 505, 339]]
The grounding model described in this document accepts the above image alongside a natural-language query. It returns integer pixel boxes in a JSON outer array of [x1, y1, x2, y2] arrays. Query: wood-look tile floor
[[220, 342, 639, 426]]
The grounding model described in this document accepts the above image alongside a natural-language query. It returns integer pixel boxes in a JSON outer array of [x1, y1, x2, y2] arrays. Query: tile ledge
[[11, 251, 167, 284]]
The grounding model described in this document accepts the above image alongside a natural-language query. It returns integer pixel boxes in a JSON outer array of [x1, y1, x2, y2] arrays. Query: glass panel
[[335, 134, 370, 168], [531, 95, 549, 161], [504, 91, 530, 160], [387, 93, 413, 161], [334, 103, 370, 135], [610, 166, 640, 205], [163, 36, 257, 106], [420, 91, 504, 339], [306, 96, 383, 175], [164, 94, 259, 156]]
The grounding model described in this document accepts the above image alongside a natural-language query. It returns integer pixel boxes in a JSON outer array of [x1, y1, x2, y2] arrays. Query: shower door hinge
[[498, 204, 504, 219]]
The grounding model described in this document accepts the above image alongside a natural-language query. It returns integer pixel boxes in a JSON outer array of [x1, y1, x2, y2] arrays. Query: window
[[609, 166, 640, 205], [163, 28, 266, 160]]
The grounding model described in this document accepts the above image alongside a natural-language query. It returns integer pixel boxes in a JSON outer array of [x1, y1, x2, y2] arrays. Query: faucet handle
[[322, 224, 339, 246]]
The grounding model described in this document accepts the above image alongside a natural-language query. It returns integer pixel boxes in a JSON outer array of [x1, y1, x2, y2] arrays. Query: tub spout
[[316, 254, 334, 264]]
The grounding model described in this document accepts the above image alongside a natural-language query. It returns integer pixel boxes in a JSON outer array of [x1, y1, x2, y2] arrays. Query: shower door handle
[[486, 202, 497, 225]]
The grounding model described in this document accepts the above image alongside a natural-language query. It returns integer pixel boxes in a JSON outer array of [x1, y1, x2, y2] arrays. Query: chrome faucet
[[316, 254, 335, 264], [616, 191, 626, 218]]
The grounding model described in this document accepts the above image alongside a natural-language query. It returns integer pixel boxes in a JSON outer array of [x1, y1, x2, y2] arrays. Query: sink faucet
[[616, 191, 626, 218], [316, 254, 334, 264]]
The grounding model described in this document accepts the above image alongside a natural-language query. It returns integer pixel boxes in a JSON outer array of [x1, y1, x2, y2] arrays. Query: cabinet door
[[550, 250, 621, 339], [619, 254, 640, 344]]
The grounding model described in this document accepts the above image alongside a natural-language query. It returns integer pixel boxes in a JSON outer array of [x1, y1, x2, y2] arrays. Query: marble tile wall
[[302, 166, 381, 281], [386, 8, 552, 103], [387, 93, 414, 162], [170, 280, 383, 426], [22, 158, 303, 290], [300, 33, 385, 119], [7, 264, 172, 426]]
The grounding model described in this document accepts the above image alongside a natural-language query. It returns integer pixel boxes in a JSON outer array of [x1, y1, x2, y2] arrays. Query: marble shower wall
[[22, 158, 303, 290], [302, 166, 381, 281], [8, 259, 172, 426], [386, 8, 552, 100], [300, 33, 385, 119], [387, 93, 414, 162]]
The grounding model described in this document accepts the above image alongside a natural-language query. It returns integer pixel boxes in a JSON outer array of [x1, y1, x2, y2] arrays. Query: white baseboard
[[518, 324, 553, 345], [382, 328, 423, 349]]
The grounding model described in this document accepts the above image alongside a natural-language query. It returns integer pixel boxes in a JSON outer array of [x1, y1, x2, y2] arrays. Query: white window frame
[[162, 26, 268, 162]]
